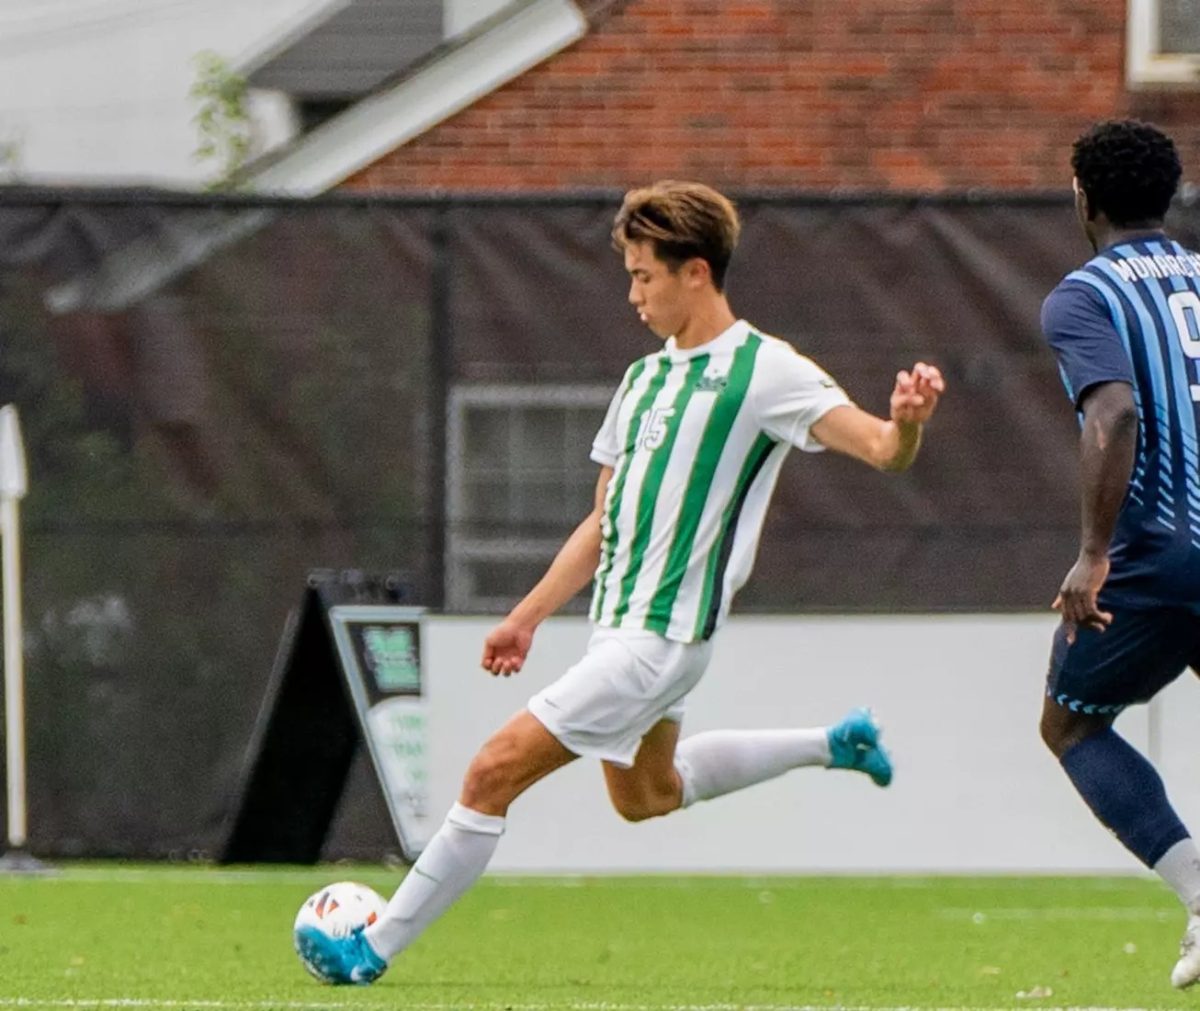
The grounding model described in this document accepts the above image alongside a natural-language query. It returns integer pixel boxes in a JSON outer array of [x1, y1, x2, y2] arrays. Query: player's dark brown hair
[[611, 181, 741, 290], [1072, 119, 1182, 226]]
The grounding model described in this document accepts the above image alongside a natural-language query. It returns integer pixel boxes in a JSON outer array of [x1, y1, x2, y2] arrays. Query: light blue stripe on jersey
[[1091, 252, 1176, 530], [1068, 267, 1134, 357], [1147, 239, 1200, 546], [1068, 269, 1148, 508]]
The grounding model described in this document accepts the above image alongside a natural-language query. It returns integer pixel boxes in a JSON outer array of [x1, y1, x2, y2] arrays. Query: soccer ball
[[293, 881, 387, 981]]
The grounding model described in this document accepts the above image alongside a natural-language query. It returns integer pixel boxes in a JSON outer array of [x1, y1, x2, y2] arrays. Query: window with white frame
[[1128, 0, 1200, 88], [445, 383, 614, 612]]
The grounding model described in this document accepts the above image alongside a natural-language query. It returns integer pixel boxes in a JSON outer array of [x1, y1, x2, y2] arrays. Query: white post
[[0, 406, 29, 852]]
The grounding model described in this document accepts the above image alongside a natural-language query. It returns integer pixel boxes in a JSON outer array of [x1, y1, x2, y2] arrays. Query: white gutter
[[247, 0, 588, 195]]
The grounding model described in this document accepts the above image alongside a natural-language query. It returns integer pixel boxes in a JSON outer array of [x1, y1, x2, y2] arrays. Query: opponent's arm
[[810, 362, 945, 472], [481, 466, 612, 676], [1053, 380, 1137, 639]]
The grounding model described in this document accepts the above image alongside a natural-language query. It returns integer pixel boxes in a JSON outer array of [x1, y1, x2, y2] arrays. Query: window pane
[[462, 478, 510, 524], [447, 385, 611, 610], [467, 558, 591, 613], [1160, 0, 1200, 54], [463, 409, 509, 469], [459, 403, 606, 524], [469, 558, 555, 598]]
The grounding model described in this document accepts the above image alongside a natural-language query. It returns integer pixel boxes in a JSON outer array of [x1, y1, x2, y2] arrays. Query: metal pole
[[1, 493, 24, 849], [0, 404, 45, 871], [429, 206, 451, 610]]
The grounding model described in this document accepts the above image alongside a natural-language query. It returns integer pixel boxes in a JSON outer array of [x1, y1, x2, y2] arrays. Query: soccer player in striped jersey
[[1038, 120, 1200, 990], [295, 181, 944, 984]]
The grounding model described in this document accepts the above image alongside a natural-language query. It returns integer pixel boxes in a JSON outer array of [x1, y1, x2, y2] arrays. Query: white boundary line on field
[[13, 868, 1164, 892], [937, 906, 1172, 921], [0, 1000, 1174, 1011], [28, 868, 396, 886]]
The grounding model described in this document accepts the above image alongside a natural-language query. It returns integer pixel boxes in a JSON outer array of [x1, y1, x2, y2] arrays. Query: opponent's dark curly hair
[[1072, 119, 1182, 226]]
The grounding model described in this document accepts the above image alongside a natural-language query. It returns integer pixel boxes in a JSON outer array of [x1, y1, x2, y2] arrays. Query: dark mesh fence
[[1, 190, 1196, 858]]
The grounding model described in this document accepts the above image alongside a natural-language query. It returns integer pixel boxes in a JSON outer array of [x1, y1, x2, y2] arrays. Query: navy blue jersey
[[1041, 234, 1200, 610]]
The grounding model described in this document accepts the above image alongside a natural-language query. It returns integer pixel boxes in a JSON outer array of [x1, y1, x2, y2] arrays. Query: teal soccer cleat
[[827, 707, 893, 787], [294, 925, 388, 985]]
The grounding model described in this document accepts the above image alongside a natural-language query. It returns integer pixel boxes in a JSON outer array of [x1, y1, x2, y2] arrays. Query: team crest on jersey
[[695, 365, 729, 393]]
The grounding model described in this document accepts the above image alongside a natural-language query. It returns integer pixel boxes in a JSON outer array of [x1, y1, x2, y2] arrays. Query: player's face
[[624, 241, 694, 340]]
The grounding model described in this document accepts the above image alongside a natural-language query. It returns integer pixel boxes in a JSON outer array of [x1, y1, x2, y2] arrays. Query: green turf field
[[0, 865, 1194, 1010]]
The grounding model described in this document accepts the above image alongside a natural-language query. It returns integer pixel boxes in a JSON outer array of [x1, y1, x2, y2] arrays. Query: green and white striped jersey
[[589, 319, 850, 643]]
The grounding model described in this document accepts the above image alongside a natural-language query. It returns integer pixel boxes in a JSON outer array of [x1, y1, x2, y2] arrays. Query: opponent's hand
[[890, 362, 945, 424], [481, 620, 535, 676], [1053, 553, 1112, 644]]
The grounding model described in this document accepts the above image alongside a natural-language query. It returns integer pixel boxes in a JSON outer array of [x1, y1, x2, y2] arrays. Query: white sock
[[1154, 838, 1200, 914], [674, 728, 830, 807], [364, 802, 505, 961]]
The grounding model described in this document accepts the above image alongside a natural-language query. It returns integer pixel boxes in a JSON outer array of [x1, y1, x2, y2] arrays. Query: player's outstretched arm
[[481, 465, 612, 677], [1053, 380, 1137, 641], [810, 362, 945, 472]]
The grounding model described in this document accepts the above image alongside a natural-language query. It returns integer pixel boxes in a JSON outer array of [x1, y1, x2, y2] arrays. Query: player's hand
[[1053, 552, 1112, 644], [890, 362, 945, 424], [481, 620, 535, 677]]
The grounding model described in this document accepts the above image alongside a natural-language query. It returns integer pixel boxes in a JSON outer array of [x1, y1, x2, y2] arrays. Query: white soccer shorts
[[527, 625, 713, 768]]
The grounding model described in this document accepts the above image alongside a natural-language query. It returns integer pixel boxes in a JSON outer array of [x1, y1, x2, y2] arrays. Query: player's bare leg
[[460, 709, 578, 814], [603, 718, 684, 821], [1038, 697, 1115, 759], [1175, 662, 1200, 988], [1041, 696, 1200, 988], [299, 711, 576, 983], [366, 711, 575, 957]]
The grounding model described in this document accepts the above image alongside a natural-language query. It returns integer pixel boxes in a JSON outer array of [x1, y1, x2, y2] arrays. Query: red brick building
[[326, 0, 1200, 193]]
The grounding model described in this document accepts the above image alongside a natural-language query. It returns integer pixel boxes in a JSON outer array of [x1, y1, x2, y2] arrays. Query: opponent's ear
[[1073, 177, 1096, 223]]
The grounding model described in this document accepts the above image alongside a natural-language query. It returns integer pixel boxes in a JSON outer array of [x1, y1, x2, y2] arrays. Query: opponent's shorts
[[527, 626, 713, 768], [1046, 604, 1200, 715]]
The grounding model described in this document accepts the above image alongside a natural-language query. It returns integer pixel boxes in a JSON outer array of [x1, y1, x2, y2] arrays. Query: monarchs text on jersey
[[589, 319, 850, 642], [1042, 235, 1200, 608]]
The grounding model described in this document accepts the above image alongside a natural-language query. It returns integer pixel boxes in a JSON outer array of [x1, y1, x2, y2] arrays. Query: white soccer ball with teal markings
[[293, 881, 386, 981]]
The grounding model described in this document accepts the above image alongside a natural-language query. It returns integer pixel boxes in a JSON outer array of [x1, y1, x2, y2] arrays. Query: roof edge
[[244, 0, 588, 196]]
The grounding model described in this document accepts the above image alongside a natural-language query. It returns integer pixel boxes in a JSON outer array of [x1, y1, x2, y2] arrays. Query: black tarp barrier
[[1, 189, 1196, 859]]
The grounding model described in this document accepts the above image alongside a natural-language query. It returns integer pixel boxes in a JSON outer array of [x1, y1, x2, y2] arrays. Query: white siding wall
[[0, 0, 320, 186], [0, 0, 536, 186]]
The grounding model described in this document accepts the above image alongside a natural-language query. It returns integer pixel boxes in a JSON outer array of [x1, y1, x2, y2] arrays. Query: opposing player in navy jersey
[[1040, 119, 1200, 989]]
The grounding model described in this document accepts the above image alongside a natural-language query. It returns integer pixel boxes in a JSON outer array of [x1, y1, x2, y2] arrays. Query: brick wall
[[342, 0, 1200, 192]]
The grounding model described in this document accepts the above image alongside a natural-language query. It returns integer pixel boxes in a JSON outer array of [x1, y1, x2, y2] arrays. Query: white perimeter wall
[[418, 614, 1200, 874]]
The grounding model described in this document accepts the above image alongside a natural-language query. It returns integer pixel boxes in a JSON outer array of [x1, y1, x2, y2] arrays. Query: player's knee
[[460, 744, 519, 810], [1040, 704, 1107, 759], [610, 795, 658, 822], [609, 783, 677, 822], [1039, 708, 1066, 755]]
